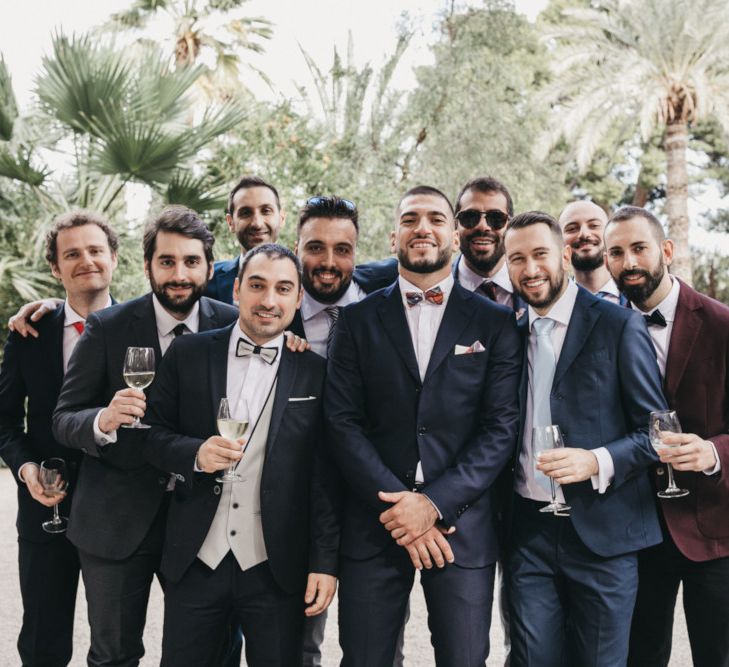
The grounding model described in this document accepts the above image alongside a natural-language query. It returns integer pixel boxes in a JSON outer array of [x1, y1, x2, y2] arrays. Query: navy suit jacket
[[325, 281, 522, 567], [204, 257, 239, 304], [52, 293, 238, 559], [145, 330, 339, 591], [514, 286, 666, 557]]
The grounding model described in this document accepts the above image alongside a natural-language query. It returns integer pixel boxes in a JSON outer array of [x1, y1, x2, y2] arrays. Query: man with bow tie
[[145, 243, 339, 666], [325, 185, 522, 665], [604, 206, 729, 667]]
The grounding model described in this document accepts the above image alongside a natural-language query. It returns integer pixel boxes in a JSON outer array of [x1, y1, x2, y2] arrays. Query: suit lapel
[[553, 289, 601, 387], [423, 285, 474, 383], [664, 282, 703, 399], [131, 294, 163, 367], [199, 297, 222, 332], [376, 284, 421, 384], [289, 309, 306, 338], [208, 325, 233, 424], [50, 305, 66, 386], [265, 346, 297, 455]]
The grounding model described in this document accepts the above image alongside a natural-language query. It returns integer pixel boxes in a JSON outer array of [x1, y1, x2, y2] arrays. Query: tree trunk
[[664, 121, 692, 284]]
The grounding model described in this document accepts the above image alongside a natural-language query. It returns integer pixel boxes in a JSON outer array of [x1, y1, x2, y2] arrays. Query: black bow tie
[[235, 338, 279, 365], [643, 309, 667, 328]]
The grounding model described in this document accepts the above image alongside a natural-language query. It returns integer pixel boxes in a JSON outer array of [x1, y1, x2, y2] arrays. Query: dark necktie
[[172, 324, 187, 337], [72, 321, 85, 335], [643, 310, 667, 328], [235, 337, 279, 365], [405, 286, 444, 307], [479, 281, 497, 302], [324, 306, 340, 358]]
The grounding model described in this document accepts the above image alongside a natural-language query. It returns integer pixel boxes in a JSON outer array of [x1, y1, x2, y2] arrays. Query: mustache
[[619, 269, 651, 281], [313, 267, 343, 278], [252, 306, 282, 317], [467, 231, 500, 242], [571, 238, 600, 249], [162, 281, 194, 289]]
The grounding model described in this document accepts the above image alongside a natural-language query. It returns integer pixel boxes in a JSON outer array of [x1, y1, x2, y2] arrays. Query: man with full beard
[[604, 206, 729, 667], [558, 200, 627, 305], [503, 211, 666, 666], [52, 206, 239, 666]]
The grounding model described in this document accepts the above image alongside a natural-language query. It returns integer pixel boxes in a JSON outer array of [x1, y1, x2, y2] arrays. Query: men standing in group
[[0, 211, 117, 666], [326, 185, 522, 665], [604, 206, 729, 667], [503, 211, 666, 666], [144, 244, 339, 666], [52, 206, 238, 666], [558, 200, 626, 304]]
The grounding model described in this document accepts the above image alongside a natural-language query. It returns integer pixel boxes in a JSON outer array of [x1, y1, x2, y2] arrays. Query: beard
[[616, 262, 665, 305], [236, 223, 275, 251], [514, 267, 567, 310], [460, 231, 504, 276], [570, 243, 604, 272], [303, 266, 353, 304], [150, 275, 207, 315], [397, 245, 451, 274]]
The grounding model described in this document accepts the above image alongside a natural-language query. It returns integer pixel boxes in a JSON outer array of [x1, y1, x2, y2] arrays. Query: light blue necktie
[[532, 317, 556, 491]]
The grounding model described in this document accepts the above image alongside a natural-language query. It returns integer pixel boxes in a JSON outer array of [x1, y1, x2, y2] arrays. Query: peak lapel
[[553, 290, 600, 387], [664, 285, 703, 399], [377, 284, 421, 384]]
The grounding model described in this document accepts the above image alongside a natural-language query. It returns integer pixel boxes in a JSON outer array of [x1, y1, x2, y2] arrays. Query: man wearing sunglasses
[[453, 176, 527, 321]]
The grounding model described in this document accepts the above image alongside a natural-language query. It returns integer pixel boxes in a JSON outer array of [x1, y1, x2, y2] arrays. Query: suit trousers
[[78, 494, 168, 667], [161, 554, 303, 667], [17, 536, 80, 667], [628, 533, 729, 667], [338, 542, 495, 667], [508, 496, 638, 667]]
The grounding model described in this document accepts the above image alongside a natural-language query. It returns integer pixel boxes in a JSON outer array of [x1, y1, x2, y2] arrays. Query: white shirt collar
[[228, 320, 284, 358], [528, 279, 579, 331], [300, 280, 365, 322], [597, 277, 621, 298], [63, 296, 113, 326], [457, 256, 513, 294], [152, 294, 200, 337], [648, 276, 680, 323], [398, 273, 455, 308]]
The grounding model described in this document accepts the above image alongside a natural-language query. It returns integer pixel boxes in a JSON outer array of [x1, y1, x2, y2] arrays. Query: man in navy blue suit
[[0, 210, 118, 666], [503, 211, 667, 666], [326, 185, 522, 665]]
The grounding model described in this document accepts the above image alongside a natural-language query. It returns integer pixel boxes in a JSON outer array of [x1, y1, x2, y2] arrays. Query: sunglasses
[[306, 196, 357, 211], [456, 209, 509, 230]]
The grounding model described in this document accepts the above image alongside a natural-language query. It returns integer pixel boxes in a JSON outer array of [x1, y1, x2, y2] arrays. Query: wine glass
[[216, 397, 249, 483], [649, 410, 689, 499], [533, 425, 571, 515], [40, 458, 69, 533], [122, 347, 155, 429]]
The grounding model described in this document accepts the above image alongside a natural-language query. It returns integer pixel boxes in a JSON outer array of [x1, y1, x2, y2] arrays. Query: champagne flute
[[40, 458, 69, 533], [122, 347, 155, 429], [216, 397, 249, 483], [533, 425, 571, 515], [649, 410, 689, 499]]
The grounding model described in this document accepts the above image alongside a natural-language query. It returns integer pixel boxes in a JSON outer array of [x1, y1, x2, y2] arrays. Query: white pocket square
[[454, 341, 486, 355], [288, 396, 317, 402]]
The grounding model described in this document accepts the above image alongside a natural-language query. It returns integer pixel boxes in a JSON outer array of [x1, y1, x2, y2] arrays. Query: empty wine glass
[[40, 458, 68, 533], [649, 410, 689, 499], [216, 397, 249, 483], [122, 347, 155, 429], [533, 425, 571, 515]]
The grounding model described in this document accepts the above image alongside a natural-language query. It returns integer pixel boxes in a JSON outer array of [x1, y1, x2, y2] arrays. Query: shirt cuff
[[421, 493, 443, 521], [93, 409, 117, 446], [703, 442, 721, 476], [193, 454, 203, 473], [17, 462, 37, 484], [590, 447, 614, 494]]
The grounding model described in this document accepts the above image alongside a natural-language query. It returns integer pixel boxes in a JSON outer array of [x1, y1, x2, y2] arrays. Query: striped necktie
[[325, 306, 341, 358]]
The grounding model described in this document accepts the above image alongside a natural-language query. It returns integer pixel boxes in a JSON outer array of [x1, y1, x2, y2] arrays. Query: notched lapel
[[377, 285, 421, 384], [664, 291, 703, 399], [131, 295, 162, 365], [424, 286, 474, 383], [266, 347, 297, 454], [553, 292, 600, 386]]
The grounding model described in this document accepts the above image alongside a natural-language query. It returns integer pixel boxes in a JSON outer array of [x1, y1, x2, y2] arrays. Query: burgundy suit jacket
[[659, 280, 729, 561]]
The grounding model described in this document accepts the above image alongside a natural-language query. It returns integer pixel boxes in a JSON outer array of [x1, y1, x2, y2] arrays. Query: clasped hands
[[378, 490, 455, 571]]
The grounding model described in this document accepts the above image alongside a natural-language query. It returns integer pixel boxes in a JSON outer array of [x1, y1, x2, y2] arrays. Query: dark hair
[[143, 205, 215, 266], [455, 176, 514, 217], [227, 175, 281, 215], [397, 185, 454, 216], [237, 243, 302, 288], [607, 206, 666, 243], [298, 196, 359, 234], [506, 210, 563, 245], [45, 209, 119, 265]]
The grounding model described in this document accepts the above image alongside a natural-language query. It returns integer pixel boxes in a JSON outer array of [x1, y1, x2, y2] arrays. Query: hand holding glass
[[40, 458, 68, 533], [216, 397, 249, 483], [649, 410, 689, 499], [122, 347, 155, 429], [533, 425, 571, 515]]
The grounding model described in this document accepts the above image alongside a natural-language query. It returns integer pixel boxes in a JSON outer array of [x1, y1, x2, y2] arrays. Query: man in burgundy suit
[[605, 205, 729, 667]]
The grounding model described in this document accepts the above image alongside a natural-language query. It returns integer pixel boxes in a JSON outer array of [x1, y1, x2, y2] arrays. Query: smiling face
[[226, 186, 285, 251], [456, 188, 510, 277], [505, 222, 570, 314], [559, 200, 608, 272], [51, 223, 117, 299]]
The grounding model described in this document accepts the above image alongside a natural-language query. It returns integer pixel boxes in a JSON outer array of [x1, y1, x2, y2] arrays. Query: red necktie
[[479, 281, 497, 302], [72, 321, 85, 335]]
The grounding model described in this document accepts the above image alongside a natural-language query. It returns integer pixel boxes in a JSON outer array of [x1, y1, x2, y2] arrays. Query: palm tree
[[538, 0, 729, 282]]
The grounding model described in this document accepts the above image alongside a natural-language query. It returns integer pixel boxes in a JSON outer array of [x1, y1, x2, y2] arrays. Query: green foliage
[[692, 249, 729, 305], [0, 56, 18, 141]]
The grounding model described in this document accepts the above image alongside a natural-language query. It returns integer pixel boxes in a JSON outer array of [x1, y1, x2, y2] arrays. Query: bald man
[[559, 201, 626, 305]]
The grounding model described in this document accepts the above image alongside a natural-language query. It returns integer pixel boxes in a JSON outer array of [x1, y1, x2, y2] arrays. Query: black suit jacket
[[52, 294, 238, 559], [144, 328, 339, 592], [0, 305, 81, 542], [325, 281, 522, 567]]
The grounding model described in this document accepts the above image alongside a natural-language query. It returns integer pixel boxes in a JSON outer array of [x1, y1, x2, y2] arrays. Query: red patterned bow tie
[[405, 286, 444, 307], [72, 321, 85, 335]]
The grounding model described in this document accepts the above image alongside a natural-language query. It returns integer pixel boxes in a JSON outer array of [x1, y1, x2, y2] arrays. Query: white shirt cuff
[[93, 409, 117, 446], [18, 462, 37, 484], [590, 447, 614, 493], [703, 442, 721, 476]]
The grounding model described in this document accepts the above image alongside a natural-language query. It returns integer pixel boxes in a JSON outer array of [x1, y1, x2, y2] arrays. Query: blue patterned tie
[[532, 318, 556, 491]]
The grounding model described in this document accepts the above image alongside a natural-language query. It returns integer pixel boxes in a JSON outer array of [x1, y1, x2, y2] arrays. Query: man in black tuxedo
[[0, 211, 118, 666], [145, 243, 339, 666], [326, 185, 522, 665], [52, 206, 238, 666]]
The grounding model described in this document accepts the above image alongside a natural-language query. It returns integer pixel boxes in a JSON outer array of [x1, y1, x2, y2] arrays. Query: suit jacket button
[[656, 468, 665, 476], [213, 485, 221, 495], [230, 530, 236, 536], [418, 427, 427, 435], [415, 387, 421, 394], [232, 502, 239, 509], [81, 447, 88, 454], [158, 477, 167, 485]]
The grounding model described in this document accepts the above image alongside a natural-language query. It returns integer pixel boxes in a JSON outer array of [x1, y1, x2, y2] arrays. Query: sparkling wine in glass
[[533, 425, 571, 516], [122, 347, 155, 429], [649, 410, 689, 499], [40, 458, 69, 534], [216, 397, 249, 483]]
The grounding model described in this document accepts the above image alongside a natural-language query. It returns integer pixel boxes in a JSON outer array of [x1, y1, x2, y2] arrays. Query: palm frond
[[163, 170, 227, 211], [0, 149, 49, 186], [0, 55, 19, 141]]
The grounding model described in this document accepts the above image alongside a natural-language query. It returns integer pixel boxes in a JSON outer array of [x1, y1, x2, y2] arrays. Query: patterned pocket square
[[454, 341, 486, 355]]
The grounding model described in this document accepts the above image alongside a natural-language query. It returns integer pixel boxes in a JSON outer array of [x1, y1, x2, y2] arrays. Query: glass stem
[[666, 463, 678, 490], [549, 477, 557, 503], [52, 504, 60, 524]]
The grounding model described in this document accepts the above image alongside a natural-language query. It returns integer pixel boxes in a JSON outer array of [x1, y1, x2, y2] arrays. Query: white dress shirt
[[300, 280, 365, 358], [457, 258, 515, 309], [516, 280, 614, 501], [595, 277, 622, 304]]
